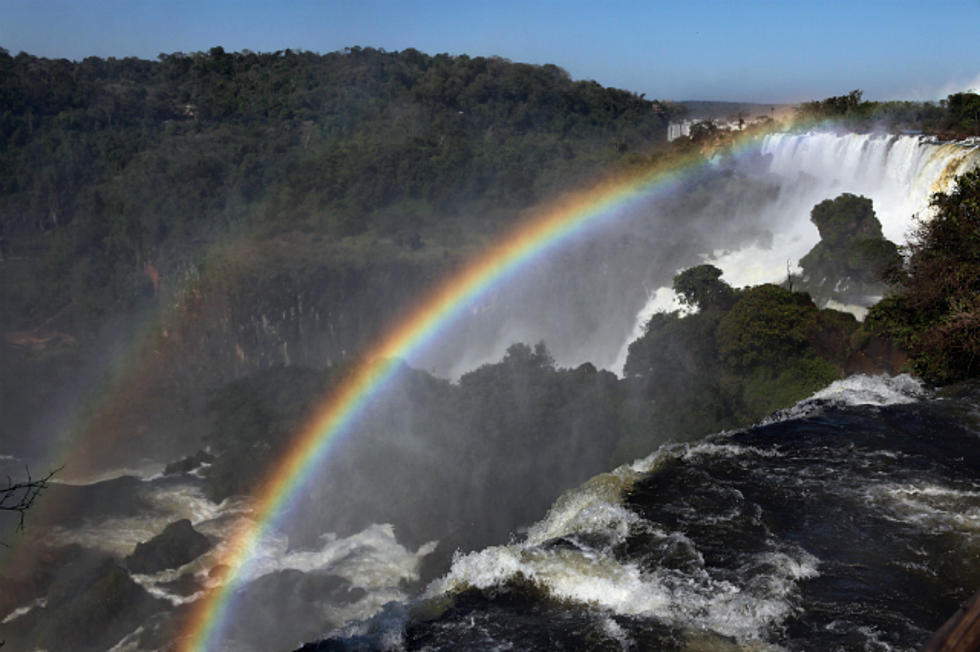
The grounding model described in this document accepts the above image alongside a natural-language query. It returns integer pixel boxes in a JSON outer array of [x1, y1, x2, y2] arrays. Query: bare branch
[[1, 466, 60, 532]]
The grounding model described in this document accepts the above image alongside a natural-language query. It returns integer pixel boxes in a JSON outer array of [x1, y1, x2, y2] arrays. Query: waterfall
[[610, 132, 980, 373], [404, 131, 979, 380], [760, 132, 980, 242]]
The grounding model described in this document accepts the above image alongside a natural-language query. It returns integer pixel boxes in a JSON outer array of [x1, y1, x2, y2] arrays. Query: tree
[[867, 169, 980, 384], [716, 284, 818, 370], [688, 120, 718, 143], [673, 264, 737, 311], [798, 193, 900, 303]]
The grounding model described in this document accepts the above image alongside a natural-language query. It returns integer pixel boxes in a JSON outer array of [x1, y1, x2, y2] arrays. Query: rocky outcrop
[[0, 545, 166, 652], [125, 519, 211, 574]]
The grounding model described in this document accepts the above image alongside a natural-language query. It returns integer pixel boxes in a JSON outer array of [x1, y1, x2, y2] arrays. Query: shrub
[[866, 169, 980, 384]]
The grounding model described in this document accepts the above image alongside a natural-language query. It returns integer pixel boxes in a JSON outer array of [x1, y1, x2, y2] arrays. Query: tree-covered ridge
[[795, 89, 980, 136], [0, 46, 681, 320]]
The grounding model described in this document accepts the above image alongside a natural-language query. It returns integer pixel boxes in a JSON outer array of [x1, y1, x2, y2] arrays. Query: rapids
[[313, 375, 980, 651]]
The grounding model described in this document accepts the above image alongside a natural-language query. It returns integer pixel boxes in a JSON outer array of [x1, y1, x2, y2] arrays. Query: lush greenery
[[0, 46, 681, 322], [620, 266, 861, 456], [195, 253, 896, 552], [797, 193, 901, 304], [867, 169, 980, 384], [198, 344, 625, 554], [795, 89, 980, 136]]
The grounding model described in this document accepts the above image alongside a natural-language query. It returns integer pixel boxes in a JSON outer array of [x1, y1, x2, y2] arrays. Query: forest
[[0, 46, 680, 323]]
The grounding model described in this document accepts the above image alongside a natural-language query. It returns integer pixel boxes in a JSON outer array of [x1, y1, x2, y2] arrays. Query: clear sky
[[2, 0, 978, 103]]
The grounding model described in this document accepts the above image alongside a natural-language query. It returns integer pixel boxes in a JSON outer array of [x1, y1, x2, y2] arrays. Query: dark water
[[311, 376, 980, 651]]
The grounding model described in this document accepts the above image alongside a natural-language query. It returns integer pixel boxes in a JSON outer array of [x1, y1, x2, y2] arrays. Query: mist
[[1, 45, 979, 650]]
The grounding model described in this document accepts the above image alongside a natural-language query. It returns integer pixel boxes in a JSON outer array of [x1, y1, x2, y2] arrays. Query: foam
[[764, 374, 926, 425]]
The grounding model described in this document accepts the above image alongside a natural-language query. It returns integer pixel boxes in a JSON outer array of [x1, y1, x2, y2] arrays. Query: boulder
[[125, 519, 211, 574]]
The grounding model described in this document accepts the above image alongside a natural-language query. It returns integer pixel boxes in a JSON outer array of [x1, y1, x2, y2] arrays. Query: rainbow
[[179, 131, 767, 650]]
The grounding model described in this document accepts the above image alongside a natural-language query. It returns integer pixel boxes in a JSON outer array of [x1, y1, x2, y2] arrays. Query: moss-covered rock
[[798, 193, 900, 305]]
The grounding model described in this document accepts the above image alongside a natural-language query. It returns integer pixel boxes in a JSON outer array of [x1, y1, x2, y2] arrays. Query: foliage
[[203, 366, 335, 500], [199, 345, 625, 552], [796, 89, 980, 136], [866, 169, 980, 384], [797, 90, 868, 119], [0, 47, 681, 321], [797, 193, 900, 304], [809, 193, 883, 242], [622, 269, 848, 448], [716, 284, 819, 370], [672, 264, 737, 311]]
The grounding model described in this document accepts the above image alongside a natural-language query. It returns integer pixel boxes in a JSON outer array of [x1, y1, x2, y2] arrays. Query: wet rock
[[163, 449, 215, 476], [221, 569, 366, 652], [0, 548, 166, 652], [126, 518, 212, 574]]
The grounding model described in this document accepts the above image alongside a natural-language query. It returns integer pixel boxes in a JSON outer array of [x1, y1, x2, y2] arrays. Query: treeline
[[795, 89, 980, 136], [0, 46, 681, 320]]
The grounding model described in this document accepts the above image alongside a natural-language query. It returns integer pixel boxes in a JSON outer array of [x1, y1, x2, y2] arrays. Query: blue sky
[[2, 0, 978, 103]]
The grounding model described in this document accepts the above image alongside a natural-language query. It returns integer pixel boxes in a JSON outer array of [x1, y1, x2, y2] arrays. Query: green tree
[[798, 193, 900, 303], [867, 169, 980, 383], [672, 264, 737, 311], [716, 284, 819, 370]]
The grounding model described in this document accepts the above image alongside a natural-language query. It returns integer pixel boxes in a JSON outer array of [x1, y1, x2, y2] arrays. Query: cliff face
[[1, 249, 458, 473], [159, 255, 457, 384]]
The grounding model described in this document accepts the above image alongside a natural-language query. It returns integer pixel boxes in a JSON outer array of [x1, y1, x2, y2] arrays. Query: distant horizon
[[2, 1, 978, 104]]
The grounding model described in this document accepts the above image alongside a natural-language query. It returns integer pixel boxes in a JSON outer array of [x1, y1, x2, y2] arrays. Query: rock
[[1, 548, 166, 652], [163, 449, 215, 476], [125, 519, 212, 574]]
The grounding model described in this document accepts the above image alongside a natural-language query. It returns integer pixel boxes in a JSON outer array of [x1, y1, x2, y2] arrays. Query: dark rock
[[0, 548, 166, 652], [159, 571, 207, 596], [163, 449, 215, 476], [218, 569, 367, 652], [125, 518, 212, 574]]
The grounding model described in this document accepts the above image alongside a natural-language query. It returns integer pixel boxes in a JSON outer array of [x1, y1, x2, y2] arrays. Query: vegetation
[[795, 89, 980, 136], [621, 268, 849, 455], [0, 46, 681, 322], [797, 193, 901, 304], [199, 345, 623, 552], [867, 169, 980, 384]]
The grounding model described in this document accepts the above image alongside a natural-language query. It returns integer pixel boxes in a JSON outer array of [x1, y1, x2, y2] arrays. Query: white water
[[421, 374, 935, 645], [612, 132, 980, 374], [425, 437, 821, 643], [762, 373, 928, 425]]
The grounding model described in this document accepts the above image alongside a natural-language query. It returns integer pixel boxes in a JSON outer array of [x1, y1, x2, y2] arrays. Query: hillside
[[0, 46, 680, 324]]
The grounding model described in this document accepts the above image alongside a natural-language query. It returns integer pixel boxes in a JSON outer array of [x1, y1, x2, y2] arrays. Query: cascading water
[[404, 131, 980, 379], [760, 131, 980, 243], [611, 132, 980, 373]]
